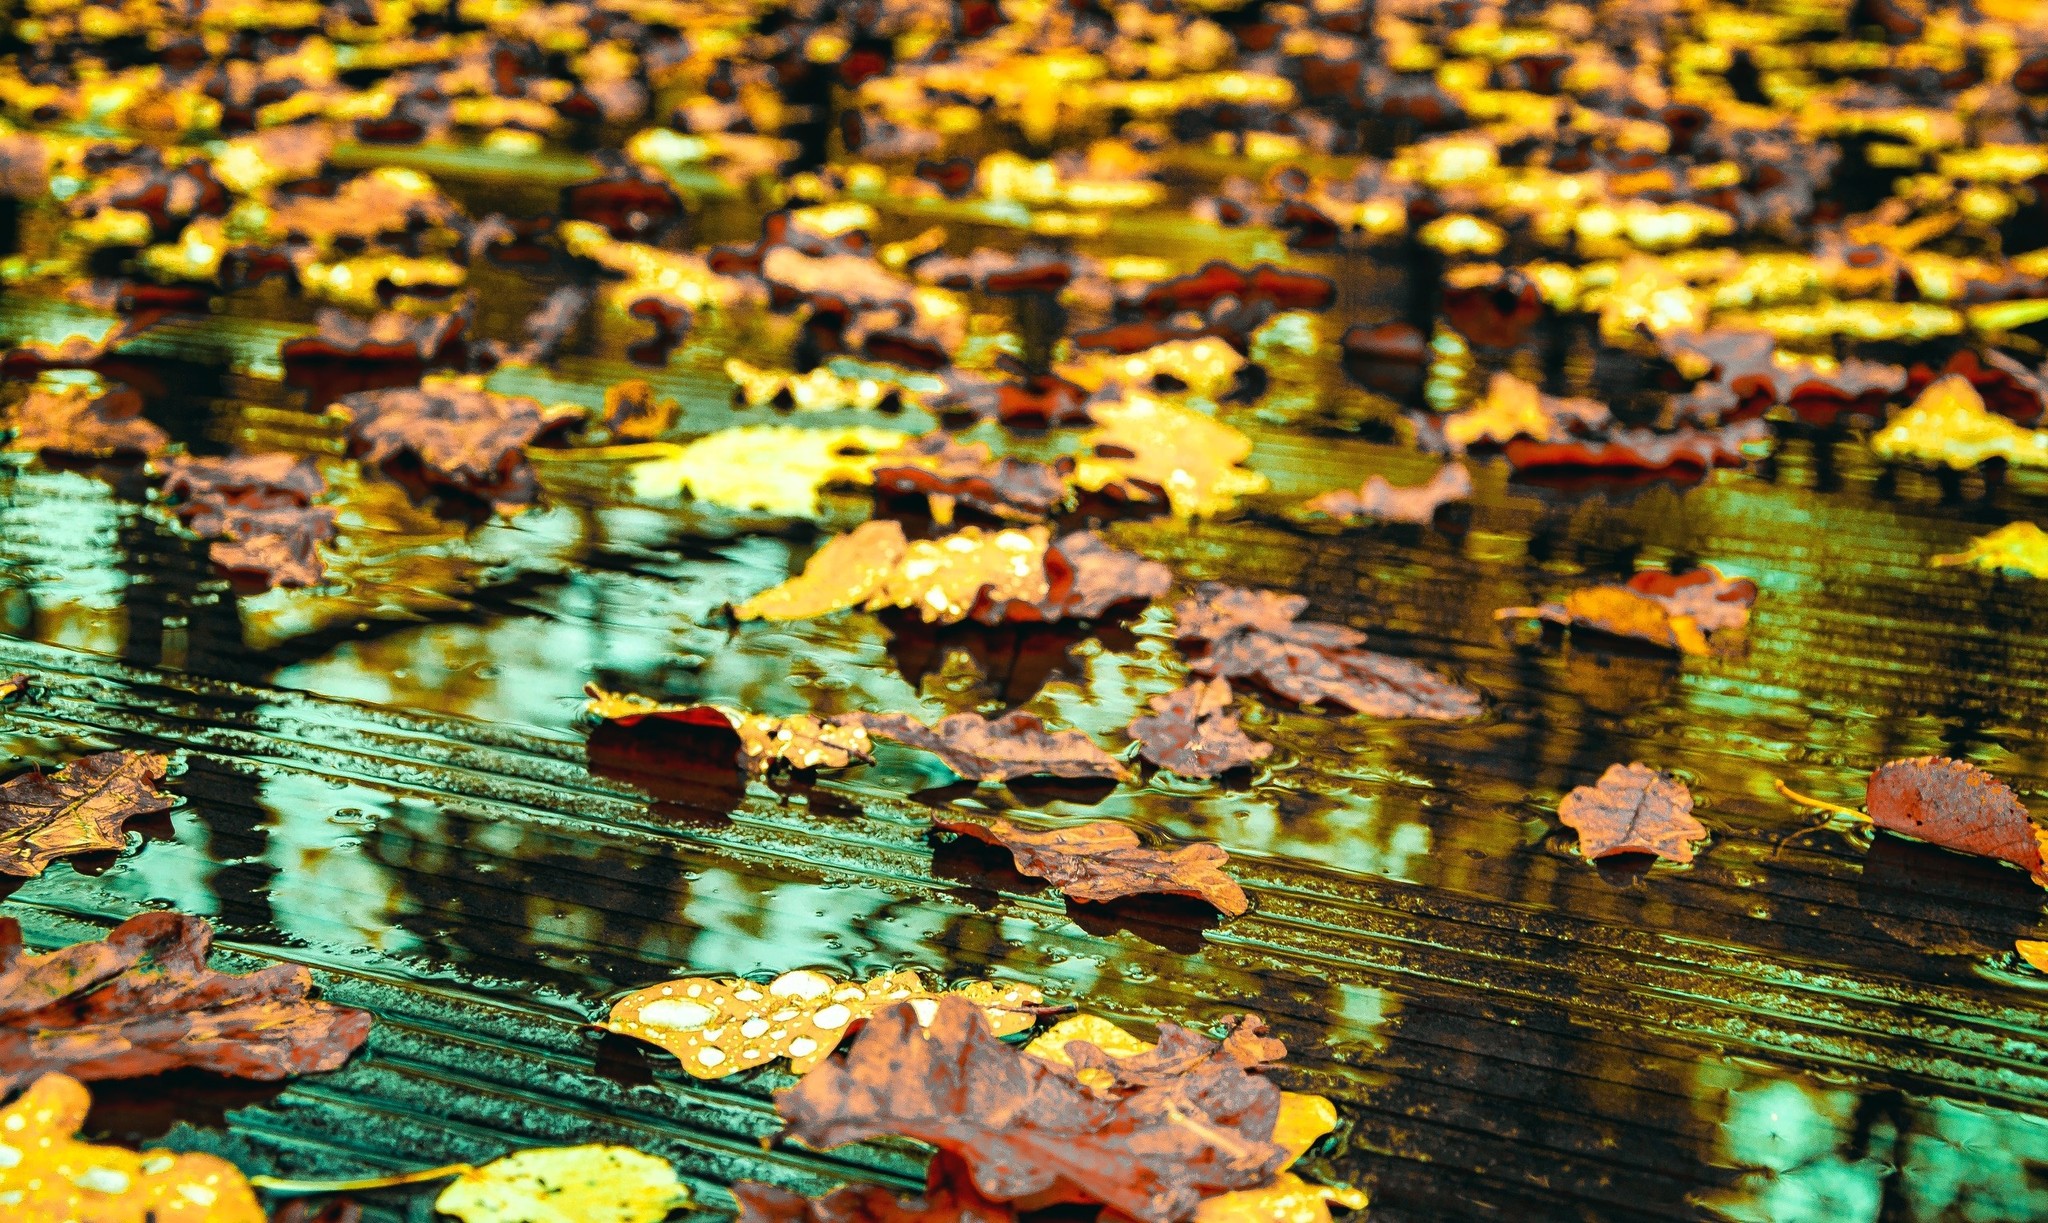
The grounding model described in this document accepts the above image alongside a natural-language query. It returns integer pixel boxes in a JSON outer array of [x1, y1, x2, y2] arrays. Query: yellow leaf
[[1058, 337, 1246, 399], [724, 359, 897, 411], [581, 686, 874, 774], [734, 520, 909, 620], [1555, 587, 1705, 656], [1871, 375, 2048, 469], [864, 525, 1051, 622], [1191, 1173, 1367, 1223], [434, 1146, 693, 1223], [0, 1073, 265, 1223], [631, 425, 909, 515], [602, 967, 1044, 1078], [1930, 522, 2048, 578], [1072, 393, 1268, 517], [2018, 939, 2048, 973]]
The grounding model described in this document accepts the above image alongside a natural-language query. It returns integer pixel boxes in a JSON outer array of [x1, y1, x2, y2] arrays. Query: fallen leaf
[[283, 307, 467, 363], [776, 997, 1290, 1223], [727, 359, 899, 412], [934, 816, 1246, 915], [734, 520, 912, 621], [1502, 419, 1766, 475], [1303, 463, 1471, 523], [1186, 1174, 1368, 1223], [0, 1073, 265, 1222], [195, 506, 339, 588], [1436, 372, 1610, 454], [1871, 374, 2048, 469], [1037, 531, 1173, 620], [591, 380, 678, 444], [330, 383, 583, 511], [1072, 394, 1269, 518], [734, 1157, 1014, 1223], [602, 967, 1044, 1078], [1495, 566, 1757, 656], [1126, 679, 1273, 777], [873, 433, 1071, 524], [162, 453, 325, 512], [583, 686, 874, 775], [849, 711, 1131, 782], [1172, 584, 1482, 719], [636, 425, 911, 516], [734, 522, 1057, 625], [0, 750, 174, 877], [163, 454, 336, 588], [1557, 763, 1707, 864], [1929, 522, 2048, 576], [1866, 757, 2048, 886], [2017, 940, 2048, 973], [0, 911, 371, 1092], [0, 674, 27, 701], [3, 384, 168, 459], [435, 1146, 694, 1223], [1661, 328, 1905, 423]]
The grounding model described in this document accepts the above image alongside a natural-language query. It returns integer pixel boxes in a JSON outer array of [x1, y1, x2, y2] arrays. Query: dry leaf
[[3, 384, 168, 459], [0, 911, 371, 1092], [435, 1146, 694, 1223], [583, 687, 874, 776], [935, 816, 1247, 915], [1929, 522, 2048, 577], [1557, 763, 1707, 864], [1871, 374, 2048, 469], [602, 967, 1044, 1079], [1072, 394, 1269, 518], [849, 710, 1131, 782], [1866, 757, 2048, 886], [0, 751, 174, 877], [1304, 463, 1471, 523], [0, 1073, 265, 1222], [1495, 567, 1757, 656], [1126, 679, 1273, 778]]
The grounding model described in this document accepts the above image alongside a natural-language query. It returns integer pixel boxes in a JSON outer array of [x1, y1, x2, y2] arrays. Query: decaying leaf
[[1866, 757, 2048, 886], [1126, 679, 1273, 778], [0, 1073, 265, 1222], [330, 383, 584, 511], [1173, 584, 1481, 719], [635, 425, 911, 516], [1303, 463, 1471, 524], [776, 997, 1291, 1223], [435, 1146, 694, 1223], [3, 384, 168, 459], [849, 711, 1131, 782], [1557, 763, 1707, 864], [1038, 531, 1173, 620], [0, 911, 371, 1092], [935, 816, 1246, 915], [602, 967, 1044, 1079], [583, 686, 874, 776], [1930, 522, 2048, 577], [1495, 567, 1757, 656], [1871, 375, 2048, 469], [0, 750, 174, 877], [1072, 394, 1269, 518], [873, 433, 1071, 524]]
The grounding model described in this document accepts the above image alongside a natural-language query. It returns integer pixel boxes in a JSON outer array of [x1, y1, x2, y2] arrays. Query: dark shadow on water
[[1065, 893, 1221, 954], [82, 1069, 291, 1144]]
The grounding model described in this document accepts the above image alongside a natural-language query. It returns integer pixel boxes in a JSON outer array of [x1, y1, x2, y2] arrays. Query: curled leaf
[[1557, 763, 1707, 864], [0, 750, 173, 877], [582, 686, 873, 775], [1866, 757, 2048, 886], [935, 816, 1246, 915]]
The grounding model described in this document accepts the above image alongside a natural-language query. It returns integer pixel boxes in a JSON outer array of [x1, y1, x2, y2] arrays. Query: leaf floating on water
[[934, 816, 1247, 914], [1495, 566, 1757, 656], [864, 526, 1054, 623], [1435, 372, 1611, 453], [163, 453, 337, 589], [872, 432, 1072, 524], [734, 520, 912, 621], [1303, 462, 1471, 524], [602, 967, 1044, 1079], [634, 424, 911, 516], [0, 912, 371, 1093], [848, 710, 1131, 782], [1929, 522, 2048, 577], [330, 382, 584, 512], [1865, 757, 2048, 886], [2, 383, 167, 459], [582, 686, 874, 775], [1871, 374, 2048, 469], [1126, 679, 1273, 778], [1072, 393, 1269, 518], [0, 750, 174, 877], [775, 997, 1291, 1223], [0, 1073, 266, 1222], [1557, 763, 1707, 864], [434, 1146, 694, 1223]]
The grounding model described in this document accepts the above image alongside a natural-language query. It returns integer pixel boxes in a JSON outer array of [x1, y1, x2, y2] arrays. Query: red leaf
[[1126, 679, 1273, 778], [1866, 757, 2048, 884], [846, 711, 1130, 782], [1557, 763, 1706, 863], [934, 816, 1248, 915]]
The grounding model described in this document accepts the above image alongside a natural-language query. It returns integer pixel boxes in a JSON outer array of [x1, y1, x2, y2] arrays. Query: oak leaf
[[1303, 463, 1471, 523], [1072, 394, 1269, 518], [1126, 679, 1273, 778], [635, 425, 911, 517], [0, 1073, 265, 1222], [775, 997, 1291, 1223], [602, 967, 1044, 1079], [1172, 584, 1481, 719], [1557, 763, 1707, 863], [849, 711, 1131, 782], [1871, 375, 2048, 469], [3, 384, 168, 459], [583, 686, 874, 776], [0, 751, 174, 877], [873, 433, 1071, 524], [934, 816, 1246, 915], [1495, 566, 1757, 656], [0, 911, 371, 1092], [329, 383, 584, 511], [434, 1146, 693, 1223], [1929, 522, 2048, 577], [1865, 757, 2048, 886]]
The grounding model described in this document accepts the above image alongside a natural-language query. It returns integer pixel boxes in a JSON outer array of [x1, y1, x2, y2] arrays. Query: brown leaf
[[1126, 679, 1273, 778], [1172, 584, 1481, 719], [1502, 419, 1767, 474], [735, 1155, 1014, 1223], [1496, 566, 1757, 655], [202, 506, 339, 588], [1557, 763, 1706, 864], [775, 997, 1290, 1223], [1662, 328, 1906, 424], [162, 453, 325, 514], [329, 383, 581, 511], [1035, 531, 1173, 620], [583, 685, 874, 776], [0, 911, 371, 1092], [873, 433, 1071, 524], [163, 454, 336, 588], [1304, 462, 1471, 523], [3, 384, 167, 459], [0, 751, 174, 878], [1866, 757, 2048, 885], [847, 711, 1130, 782], [935, 816, 1246, 915], [283, 306, 467, 363]]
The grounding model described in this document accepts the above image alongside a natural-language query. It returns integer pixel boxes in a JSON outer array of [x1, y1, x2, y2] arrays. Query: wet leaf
[[1303, 463, 1471, 523], [849, 711, 1130, 782], [1185, 1174, 1367, 1223], [1436, 372, 1610, 453], [1173, 584, 1482, 719], [734, 520, 912, 621], [1495, 567, 1758, 656], [1929, 522, 2048, 577], [435, 1146, 693, 1223], [636, 425, 911, 516], [1557, 763, 1707, 864], [735, 522, 1057, 625], [602, 967, 1044, 1079], [583, 686, 874, 775], [734, 1155, 1013, 1223], [3, 383, 167, 459], [873, 433, 1071, 524], [1072, 394, 1269, 518], [934, 816, 1245, 915], [1866, 757, 2048, 886], [283, 307, 467, 363], [163, 454, 335, 589], [727, 359, 900, 412], [0, 1072, 265, 1222], [1502, 420, 1767, 475], [1126, 679, 1273, 778], [0, 911, 371, 1092], [1035, 531, 1174, 621], [329, 383, 583, 511], [0, 750, 173, 877], [776, 997, 1290, 1223], [2017, 940, 2048, 974], [1871, 374, 2048, 469]]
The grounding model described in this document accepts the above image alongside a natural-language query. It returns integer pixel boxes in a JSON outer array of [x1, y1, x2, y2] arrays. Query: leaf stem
[[250, 1164, 474, 1194], [1771, 778, 1868, 822]]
